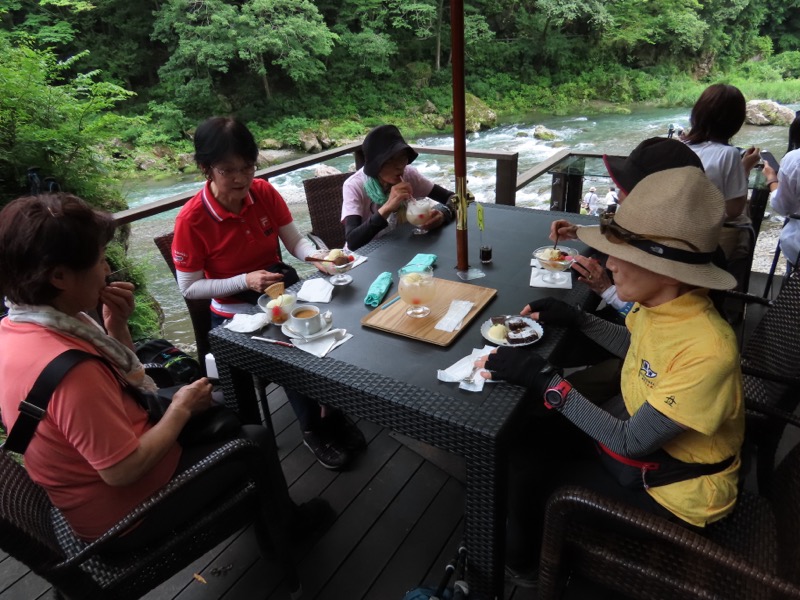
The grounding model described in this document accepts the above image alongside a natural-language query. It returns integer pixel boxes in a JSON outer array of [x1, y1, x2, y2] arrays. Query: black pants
[[505, 407, 677, 571], [105, 424, 293, 552]]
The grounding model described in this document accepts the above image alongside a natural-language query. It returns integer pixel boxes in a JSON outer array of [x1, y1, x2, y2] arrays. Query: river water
[[124, 105, 799, 351]]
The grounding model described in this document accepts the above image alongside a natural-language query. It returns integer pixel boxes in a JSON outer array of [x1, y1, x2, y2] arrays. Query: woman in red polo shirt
[[172, 117, 364, 470]]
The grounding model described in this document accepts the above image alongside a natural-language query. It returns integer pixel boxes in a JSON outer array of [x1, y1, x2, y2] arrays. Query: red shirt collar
[[201, 181, 255, 222]]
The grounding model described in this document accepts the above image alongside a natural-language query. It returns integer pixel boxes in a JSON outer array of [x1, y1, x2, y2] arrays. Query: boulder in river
[[465, 94, 497, 132], [533, 125, 558, 141], [299, 130, 322, 153], [746, 100, 796, 126], [315, 164, 341, 177]]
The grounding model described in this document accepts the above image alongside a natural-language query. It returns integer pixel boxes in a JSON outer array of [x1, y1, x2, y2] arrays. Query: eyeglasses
[[212, 164, 257, 178]]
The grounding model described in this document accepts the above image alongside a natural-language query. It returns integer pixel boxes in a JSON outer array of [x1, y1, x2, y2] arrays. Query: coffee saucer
[[281, 321, 334, 340]]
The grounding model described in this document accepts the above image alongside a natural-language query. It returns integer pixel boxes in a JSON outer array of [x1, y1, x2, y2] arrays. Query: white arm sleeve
[[601, 285, 627, 311], [176, 269, 248, 300], [279, 221, 318, 259]]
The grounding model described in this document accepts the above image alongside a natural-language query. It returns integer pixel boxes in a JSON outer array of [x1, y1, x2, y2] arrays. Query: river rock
[[422, 100, 438, 114], [257, 149, 295, 166], [746, 100, 796, 126], [533, 125, 558, 141], [260, 138, 283, 150], [136, 158, 158, 171], [299, 130, 322, 153], [176, 153, 195, 171], [465, 94, 497, 132], [315, 165, 341, 177], [422, 113, 448, 130]]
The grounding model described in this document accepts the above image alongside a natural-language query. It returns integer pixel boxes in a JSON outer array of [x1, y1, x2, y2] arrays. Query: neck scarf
[[7, 303, 157, 394], [364, 176, 407, 224], [364, 176, 389, 206]]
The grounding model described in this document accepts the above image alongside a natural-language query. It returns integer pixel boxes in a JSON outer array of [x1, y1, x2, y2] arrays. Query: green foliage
[[768, 51, 800, 78]]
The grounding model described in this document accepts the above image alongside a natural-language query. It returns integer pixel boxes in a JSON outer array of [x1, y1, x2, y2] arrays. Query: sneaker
[[303, 429, 350, 469], [323, 410, 367, 453], [504, 564, 538, 589]]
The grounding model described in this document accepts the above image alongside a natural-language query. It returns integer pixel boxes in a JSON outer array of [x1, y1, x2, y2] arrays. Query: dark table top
[[211, 204, 599, 442]]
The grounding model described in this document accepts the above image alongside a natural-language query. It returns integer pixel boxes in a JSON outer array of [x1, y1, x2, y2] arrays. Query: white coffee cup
[[288, 305, 329, 335]]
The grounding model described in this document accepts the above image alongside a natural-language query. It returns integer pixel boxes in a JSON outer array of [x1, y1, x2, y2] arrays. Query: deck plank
[[316, 459, 449, 600]]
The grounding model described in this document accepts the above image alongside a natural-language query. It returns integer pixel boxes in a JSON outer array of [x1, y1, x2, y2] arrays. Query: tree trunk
[[435, 0, 445, 71], [259, 57, 272, 100]]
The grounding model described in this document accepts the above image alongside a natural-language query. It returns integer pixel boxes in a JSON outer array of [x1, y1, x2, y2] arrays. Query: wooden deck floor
[[0, 384, 548, 600]]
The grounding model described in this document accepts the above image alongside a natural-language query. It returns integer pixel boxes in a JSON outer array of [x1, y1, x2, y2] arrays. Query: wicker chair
[[302, 172, 351, 250], [153, 232, 212, 371], [0, 439, 299, 599], [738, 270, 800, 495], [538, 431, 800, 600]]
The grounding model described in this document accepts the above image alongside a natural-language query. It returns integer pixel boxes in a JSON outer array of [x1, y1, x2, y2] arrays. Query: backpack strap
[[3, 349, 94, 454]]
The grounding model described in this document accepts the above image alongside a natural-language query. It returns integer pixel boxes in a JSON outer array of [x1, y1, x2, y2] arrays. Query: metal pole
[[451, 0, 469, 272]]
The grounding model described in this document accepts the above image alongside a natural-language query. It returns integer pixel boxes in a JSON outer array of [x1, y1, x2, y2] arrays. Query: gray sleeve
[[577, 312, 630, 357], [556, 383, 686, 456], [176, 269, 248, 300]]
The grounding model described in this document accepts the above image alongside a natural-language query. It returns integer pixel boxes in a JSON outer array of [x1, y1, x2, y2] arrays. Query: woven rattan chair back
[[740, 270, 800, 494], [154, 232, 212, 369], [303, 173, 351, 250], [0, 452, 103, 597]]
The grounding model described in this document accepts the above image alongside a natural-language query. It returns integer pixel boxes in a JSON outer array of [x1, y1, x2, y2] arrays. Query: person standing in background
[[582, 186, 599, 215], [683, 84, 761, 262]]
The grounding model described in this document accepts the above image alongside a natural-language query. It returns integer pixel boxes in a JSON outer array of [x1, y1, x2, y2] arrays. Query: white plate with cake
[[480, 315, 543, 347]]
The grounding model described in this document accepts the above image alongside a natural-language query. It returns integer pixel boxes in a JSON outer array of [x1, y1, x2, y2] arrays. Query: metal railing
[[113, 143, 525, 224]]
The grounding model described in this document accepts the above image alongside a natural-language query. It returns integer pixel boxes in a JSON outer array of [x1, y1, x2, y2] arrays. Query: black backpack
[[135, 339, 202, 387]]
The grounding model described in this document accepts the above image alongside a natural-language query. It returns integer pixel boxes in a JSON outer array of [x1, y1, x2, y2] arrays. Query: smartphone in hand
[[761, 151, 779, 174]]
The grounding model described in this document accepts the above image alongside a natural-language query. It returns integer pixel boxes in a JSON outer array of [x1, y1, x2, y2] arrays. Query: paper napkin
[[435, 300, 474, 332], [297, 278, 334, 303], [530, 259, 573, 289], [437, 345, 497, 392], [223, 313, 271, 333], [293, 329, 352, 358], [364, 272, 393, 307]]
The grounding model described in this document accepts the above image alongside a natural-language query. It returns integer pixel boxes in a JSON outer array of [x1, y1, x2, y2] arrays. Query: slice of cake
[[507, 329, 539, 345]]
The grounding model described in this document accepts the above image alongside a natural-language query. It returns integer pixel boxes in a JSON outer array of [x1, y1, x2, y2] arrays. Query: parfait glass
[[398, 265, 436, 318], [533, 245, 577, 284], [405, 198, 436, 235]]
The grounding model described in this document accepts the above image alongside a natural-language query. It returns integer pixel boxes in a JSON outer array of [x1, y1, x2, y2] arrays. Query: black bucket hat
[[362, 125, 419, 178], [603, 137, 703, 196]]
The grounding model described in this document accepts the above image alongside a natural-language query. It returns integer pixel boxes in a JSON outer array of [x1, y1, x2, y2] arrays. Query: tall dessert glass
[[533, 245, 577, 284], [398, 265, 436, 318], [405, 198, 436, 235]]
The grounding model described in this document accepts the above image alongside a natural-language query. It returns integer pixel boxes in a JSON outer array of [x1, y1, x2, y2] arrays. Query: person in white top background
[[763, 114, 800, 275], [582, 186, 599, 215]]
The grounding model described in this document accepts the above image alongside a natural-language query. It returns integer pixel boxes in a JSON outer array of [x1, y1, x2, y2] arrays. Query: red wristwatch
[[544, 380, 573, 410]]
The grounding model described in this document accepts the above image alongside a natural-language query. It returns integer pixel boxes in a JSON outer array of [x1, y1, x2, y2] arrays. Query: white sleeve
[[176, 269, 248, 300], [601, 285, 627, 310], [772, 151, 800, 218], [279, 221, 317, 259]]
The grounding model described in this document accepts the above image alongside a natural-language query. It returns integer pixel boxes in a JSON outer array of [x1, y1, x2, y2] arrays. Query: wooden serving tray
[[361, 278, 497, 346]]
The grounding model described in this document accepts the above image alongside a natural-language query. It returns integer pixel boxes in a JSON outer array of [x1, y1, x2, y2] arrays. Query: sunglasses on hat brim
[[599, 213, 713, 265]]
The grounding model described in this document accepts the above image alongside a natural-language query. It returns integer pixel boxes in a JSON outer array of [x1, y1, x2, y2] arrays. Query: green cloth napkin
[[364, 272, 393, 307], [403, 253, 437, 271]]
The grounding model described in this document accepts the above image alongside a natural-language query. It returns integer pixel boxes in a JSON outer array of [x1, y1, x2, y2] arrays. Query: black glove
[[526, 298, 583, 327], [485, 347, 553, 395]]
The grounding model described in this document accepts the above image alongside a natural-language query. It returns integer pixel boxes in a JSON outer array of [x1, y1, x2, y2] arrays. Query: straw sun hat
[[577, 166, 736, 290]]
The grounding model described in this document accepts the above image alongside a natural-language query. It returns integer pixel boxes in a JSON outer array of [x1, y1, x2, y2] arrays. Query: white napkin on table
[[435, 300, 474, 332], [530, 259, 573, 290], [223, 313, 271, 333], [437, 345, 497, 392], [293, 328, 352, 358], [297, 278, 334, 303]]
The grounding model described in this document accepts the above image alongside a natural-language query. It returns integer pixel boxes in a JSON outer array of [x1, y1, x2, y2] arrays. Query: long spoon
[[304, 256, 349, 266]]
